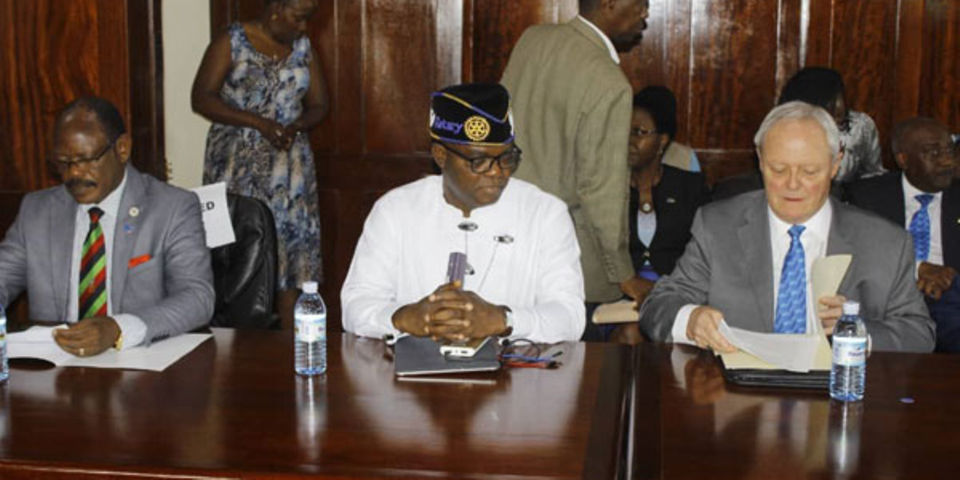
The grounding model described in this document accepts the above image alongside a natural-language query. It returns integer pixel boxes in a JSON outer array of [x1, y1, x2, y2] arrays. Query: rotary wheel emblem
[[464, 116, 491, 141]]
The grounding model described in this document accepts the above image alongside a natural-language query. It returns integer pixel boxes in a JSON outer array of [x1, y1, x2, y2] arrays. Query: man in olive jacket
[[501, 0, 651, 306]]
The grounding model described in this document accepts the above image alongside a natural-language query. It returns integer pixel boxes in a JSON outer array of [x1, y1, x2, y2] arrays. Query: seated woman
[[779, 67, 884, 185], [606, 86, 709, 344]]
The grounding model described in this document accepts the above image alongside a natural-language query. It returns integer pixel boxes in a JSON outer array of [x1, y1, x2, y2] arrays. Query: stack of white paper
[[6, 326, 211, 372]]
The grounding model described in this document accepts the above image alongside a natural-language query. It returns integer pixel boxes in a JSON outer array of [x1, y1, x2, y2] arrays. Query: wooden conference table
[[2, 329, 959, 479], [0, 329, 632, 479], [632, 344, 960, 480]]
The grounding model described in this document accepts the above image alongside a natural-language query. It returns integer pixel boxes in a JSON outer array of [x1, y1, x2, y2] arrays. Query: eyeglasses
[[916, 143, 959, 160], [48, 138, 117, 173], [437, 142, 522, 174]]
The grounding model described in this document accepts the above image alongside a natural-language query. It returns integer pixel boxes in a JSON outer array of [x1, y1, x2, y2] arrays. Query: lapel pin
[[666, 197, 677, 204], [129, 206, 140, 218], [123, 223, 136, 234]]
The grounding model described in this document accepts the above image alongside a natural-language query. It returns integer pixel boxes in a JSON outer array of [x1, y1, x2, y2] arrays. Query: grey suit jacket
[[0, 165, 214, 344], [501, 17, 634, 302], [639, 191, 935, 352]]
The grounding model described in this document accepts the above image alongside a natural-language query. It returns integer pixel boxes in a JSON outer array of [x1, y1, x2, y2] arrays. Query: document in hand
[[6, 326, 212, 372], [717, 253, 850, 373], [718, 321, 831, 373]]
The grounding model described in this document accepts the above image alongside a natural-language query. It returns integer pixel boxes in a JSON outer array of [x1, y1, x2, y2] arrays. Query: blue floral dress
[[203, 23, 322, 290]]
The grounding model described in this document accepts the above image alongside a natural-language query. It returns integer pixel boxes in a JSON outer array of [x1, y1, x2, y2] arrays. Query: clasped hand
[[392, 282, 507, 343], [917, 262, 957, 300]]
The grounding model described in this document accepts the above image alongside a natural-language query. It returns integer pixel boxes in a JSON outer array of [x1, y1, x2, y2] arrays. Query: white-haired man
[[639, 101, 934, 353]]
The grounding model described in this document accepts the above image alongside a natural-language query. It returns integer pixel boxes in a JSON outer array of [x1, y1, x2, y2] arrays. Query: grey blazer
[[639, 191, 935, 352], [0, 165, 214, 344]]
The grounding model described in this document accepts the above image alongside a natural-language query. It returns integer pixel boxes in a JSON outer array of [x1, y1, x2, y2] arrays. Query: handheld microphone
[[446, 252, 468, 284]]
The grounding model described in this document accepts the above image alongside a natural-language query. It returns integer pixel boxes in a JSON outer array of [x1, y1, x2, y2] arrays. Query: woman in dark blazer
[[607, 86, 709, 344]]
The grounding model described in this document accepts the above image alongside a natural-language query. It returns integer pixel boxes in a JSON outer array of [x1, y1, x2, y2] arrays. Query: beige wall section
[[162, 0, 211, 188]]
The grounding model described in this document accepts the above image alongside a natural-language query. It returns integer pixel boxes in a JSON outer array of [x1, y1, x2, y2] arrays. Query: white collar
[[78, 169, 128, 218], [902, 174, 942, 203], [576, 16, 620, 65], [767, 199, 833, 243]]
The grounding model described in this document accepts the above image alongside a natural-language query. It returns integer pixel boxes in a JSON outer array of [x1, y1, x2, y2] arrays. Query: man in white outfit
[[341, 83, 585, 343]]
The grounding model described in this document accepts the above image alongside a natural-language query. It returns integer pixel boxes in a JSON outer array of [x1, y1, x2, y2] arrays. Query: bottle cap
[[302, 281, 318, 294], [842, 300, 860, 315]]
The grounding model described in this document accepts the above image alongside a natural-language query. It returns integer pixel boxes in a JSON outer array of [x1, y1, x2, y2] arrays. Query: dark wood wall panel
[[466, 0, 574, 83], [688, 1, 779, 149], [0, 0, 130, 193], [364, 0, 439, 154], [919, 0, 960, 128], [818, 1, 900, 167]]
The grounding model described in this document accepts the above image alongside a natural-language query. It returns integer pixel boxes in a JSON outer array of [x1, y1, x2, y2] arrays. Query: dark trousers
[[931, 278, 960, 353]]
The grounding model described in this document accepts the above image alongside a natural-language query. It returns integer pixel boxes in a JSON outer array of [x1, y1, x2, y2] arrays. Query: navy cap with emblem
[[429, 83, 514, 146]]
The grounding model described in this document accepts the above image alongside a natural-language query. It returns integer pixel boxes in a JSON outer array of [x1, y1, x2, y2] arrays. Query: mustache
[[65, 179, 97, 189]]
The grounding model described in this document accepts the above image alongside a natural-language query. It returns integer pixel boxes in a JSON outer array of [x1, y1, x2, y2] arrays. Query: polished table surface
[[0, 329, 632, 479], [632, 344, 960, 480]]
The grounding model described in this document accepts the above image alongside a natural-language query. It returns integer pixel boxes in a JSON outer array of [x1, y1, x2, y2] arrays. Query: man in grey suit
[[639, 101, 934, 353], [0, 97, 214, 357], [501, 1, 650, 313]]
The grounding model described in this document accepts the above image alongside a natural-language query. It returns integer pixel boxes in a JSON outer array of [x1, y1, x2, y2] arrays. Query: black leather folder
[[719, 357, 829, 390], [394, 335, 500, 376]]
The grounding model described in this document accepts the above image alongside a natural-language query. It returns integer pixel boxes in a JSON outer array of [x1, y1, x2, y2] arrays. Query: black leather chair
[[210, 194, 279, 329]]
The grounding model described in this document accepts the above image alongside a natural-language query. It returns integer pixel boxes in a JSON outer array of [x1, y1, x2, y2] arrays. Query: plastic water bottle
[[0, 306, 8, 384], [294, 281, 327, 376], [830, 301, 867, 401]]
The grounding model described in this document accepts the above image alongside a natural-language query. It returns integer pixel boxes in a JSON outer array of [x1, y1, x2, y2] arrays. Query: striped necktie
[[79, 207, 107, 320], [774, 225, 807, 334], [908, 193, 934, 261]]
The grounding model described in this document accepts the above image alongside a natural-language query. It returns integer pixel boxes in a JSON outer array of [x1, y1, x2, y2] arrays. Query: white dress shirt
[[902, 175, 943, 266], [636, 210, 657, 251], [670, 202, 833, 343], [576, 15, 620, 64], [341, 176, 585, 343], [68, 172, 147, 348]]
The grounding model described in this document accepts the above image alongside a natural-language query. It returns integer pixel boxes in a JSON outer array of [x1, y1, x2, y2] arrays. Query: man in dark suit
[[0, 97, 214, 357], [846, 117, 960, 352], [639, 102, 934, 353]]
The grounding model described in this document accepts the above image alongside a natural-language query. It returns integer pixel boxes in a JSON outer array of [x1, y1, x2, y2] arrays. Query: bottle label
[[295, 314, 326, 343], [832, 337, 867, 366]]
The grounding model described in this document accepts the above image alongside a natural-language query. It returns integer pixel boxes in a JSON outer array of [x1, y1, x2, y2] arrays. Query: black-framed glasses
[[48, 138, 117, 173], [916, 143, 959, 160], [436, 142, 522, 174]]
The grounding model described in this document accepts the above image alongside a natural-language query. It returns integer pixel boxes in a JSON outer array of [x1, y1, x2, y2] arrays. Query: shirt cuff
[[915, 260, 922, 279], [670, 304, 700, 345], [112, 313, 147, 350]]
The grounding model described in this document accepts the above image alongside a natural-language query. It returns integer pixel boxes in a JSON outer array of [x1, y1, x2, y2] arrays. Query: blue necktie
[[908, 193, 934, 261], [775, 225, 807, 334]]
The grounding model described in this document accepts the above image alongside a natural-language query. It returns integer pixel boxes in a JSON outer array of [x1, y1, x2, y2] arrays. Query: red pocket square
[[128, 254, 152, 269]]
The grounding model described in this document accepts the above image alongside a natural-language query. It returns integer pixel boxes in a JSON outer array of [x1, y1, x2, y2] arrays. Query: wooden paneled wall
[[0, 0, 163, 324], [211, 0, 959, 324]]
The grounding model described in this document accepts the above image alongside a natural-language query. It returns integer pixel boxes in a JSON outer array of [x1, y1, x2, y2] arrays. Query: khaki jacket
[[501, 17, 634, 302]]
